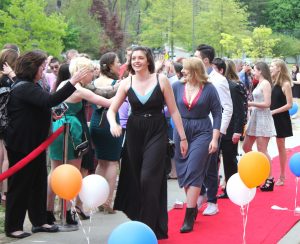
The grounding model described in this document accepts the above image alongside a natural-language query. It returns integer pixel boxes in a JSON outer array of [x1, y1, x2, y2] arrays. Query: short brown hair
[[15, 50, 47, 82]]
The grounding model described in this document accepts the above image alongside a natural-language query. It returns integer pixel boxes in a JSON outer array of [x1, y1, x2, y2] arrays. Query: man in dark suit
[[212, 58, 246, 198]]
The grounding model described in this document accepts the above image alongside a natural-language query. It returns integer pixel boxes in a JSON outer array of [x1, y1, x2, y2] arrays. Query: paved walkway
[[1, 117, 300, 244]]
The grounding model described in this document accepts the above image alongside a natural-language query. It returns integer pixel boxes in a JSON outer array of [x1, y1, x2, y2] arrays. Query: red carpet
[[160, 146, 300, 244]]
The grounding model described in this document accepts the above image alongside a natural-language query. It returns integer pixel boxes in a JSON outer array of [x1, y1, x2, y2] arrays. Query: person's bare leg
[[256, 136, 272, 177], [276, 137, 287, 185], [242, 135, 256, 153]]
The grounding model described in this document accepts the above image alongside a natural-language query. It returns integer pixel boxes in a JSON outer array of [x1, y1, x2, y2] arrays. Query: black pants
[[220, 139, 238, 187], [5, 148, 47, 234]]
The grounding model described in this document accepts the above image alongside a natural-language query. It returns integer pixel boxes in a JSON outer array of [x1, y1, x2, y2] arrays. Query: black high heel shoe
[[75, 206, 90, 220], [260, 178, 274, 192]]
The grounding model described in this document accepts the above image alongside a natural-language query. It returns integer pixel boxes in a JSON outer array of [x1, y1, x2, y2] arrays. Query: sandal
[[75, 206, 90, 220], [260, 178, 274, 192], [275, 176, 285, 186]]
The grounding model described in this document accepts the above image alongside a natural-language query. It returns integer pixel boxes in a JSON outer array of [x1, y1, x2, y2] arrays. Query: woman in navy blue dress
[[107, 46, 188, 239], [172, 57, 222, 233]]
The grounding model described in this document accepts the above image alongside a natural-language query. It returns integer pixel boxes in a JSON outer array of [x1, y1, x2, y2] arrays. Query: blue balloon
[[289, 153, 300, 177], [289, 102, 298, 116], [108, 221, 158, 244]]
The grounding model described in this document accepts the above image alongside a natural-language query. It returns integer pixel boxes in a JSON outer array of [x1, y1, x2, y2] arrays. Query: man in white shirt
[[194, 44, 233, 215]]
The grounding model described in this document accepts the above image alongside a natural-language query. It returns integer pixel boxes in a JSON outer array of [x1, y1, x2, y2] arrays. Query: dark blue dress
[[172, 82, 222, 188]]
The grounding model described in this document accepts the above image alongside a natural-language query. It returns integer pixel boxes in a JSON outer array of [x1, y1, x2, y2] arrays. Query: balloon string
[[70, 200, 90, 244], [295, 177, 299, 215]]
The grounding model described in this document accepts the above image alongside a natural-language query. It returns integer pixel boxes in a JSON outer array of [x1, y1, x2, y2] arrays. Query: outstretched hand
[[70, 67, 90, 85]]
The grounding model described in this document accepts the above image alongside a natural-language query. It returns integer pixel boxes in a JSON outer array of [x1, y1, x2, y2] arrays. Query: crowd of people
[[0, 42, 298, 240]]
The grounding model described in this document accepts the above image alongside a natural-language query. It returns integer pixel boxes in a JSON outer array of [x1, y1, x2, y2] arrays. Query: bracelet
[[180, 138, 187, 141]]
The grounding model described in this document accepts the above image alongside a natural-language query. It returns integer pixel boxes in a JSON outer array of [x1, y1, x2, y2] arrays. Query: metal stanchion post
[[59, 123, 79, 232]]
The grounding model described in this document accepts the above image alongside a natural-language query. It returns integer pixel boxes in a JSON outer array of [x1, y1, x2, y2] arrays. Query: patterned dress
[[246, 83, 276, 137]]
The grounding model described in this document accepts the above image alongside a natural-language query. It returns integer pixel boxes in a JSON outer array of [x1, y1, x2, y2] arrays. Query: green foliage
[[194, 0, 248, 55], [272, 33, 300, 58], [242, 26, 279, 58], [266, 0, 300, 38], [61, 0, 103, 58], [0, 0, 67, 56]]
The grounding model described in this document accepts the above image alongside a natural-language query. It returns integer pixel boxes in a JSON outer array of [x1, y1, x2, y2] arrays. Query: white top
[[209, 69, 233, 135]]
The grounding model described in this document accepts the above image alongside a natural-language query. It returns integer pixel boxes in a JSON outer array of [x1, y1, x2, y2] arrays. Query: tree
[[194, 0, 249, 56], [0, 0, 67, 56], [59, 0, 103, 58], [266, 0, 300, 38], [272, 33, 300, 62], [91, 0, 124, 55], [138, 0, 192, 54], [242, 26, 279, 58]]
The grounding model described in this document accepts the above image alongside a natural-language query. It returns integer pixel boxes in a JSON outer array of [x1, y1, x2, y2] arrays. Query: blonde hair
[[271, 59, 292, 87], [182, 57, 209, 85], [69, 57, 94, 76]]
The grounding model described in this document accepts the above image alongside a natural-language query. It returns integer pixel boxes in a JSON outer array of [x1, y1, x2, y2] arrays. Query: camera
[[52, 102, 68, 117]]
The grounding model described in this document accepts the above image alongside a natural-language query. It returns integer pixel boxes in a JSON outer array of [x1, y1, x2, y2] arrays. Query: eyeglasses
[[50, 65, 59, 70]]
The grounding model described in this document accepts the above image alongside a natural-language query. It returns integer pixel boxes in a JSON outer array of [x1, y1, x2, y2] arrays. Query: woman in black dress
[[270, 59, 293, 186], [107, 46, 188, 239]]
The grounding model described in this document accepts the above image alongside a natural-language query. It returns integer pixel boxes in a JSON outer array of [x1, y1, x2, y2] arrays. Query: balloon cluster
[[227, 151, 270, 207], [50, 164, 109, 207]]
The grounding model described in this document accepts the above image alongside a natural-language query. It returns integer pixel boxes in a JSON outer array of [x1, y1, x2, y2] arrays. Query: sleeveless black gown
[[114, 78, 168, 239]]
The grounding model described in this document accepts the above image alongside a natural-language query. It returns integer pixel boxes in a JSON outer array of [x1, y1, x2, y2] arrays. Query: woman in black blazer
[[4, 50, 89, 238]]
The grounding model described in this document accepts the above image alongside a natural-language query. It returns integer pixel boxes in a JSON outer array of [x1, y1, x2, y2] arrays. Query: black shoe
[[46, 211, 56, 225], [180, 207, 198, 233], [6, 232, 31, 239], [32, 224, 59, 233], [217, 193, 228, 199], [260, 178, 274, 192], [75, 206, 90, 220], [66, 210, 78, 225]]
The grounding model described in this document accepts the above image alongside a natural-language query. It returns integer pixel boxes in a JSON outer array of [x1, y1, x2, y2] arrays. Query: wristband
[[180, 138, 187, 141]]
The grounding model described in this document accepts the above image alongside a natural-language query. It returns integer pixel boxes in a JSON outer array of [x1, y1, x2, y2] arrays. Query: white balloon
[[227, 173, 256, 207], [79, 174, 109, 208]]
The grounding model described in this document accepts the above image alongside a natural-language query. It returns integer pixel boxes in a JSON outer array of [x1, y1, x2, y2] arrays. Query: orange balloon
[[238, 151, 270, 188], [50, 164, 82, 200]]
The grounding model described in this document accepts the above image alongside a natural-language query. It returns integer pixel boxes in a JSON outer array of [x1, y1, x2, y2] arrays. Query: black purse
[[71, 131, 89, 158]]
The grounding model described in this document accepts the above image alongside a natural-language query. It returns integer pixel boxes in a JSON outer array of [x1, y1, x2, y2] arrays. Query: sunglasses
[[50, 65, 59, 70]]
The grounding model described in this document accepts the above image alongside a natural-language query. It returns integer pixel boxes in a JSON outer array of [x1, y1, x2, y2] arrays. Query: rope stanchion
[[0, 125, 65, 182]]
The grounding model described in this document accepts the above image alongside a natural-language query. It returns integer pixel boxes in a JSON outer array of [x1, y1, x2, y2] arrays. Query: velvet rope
[[0, 125, 65, 182]]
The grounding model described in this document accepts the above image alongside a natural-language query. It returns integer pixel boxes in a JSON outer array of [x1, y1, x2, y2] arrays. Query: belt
[[132, 113, 163, 118]]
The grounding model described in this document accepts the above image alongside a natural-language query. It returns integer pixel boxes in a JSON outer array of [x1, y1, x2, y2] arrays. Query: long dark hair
[[100, 52, 119, 80], [255, 61, 272, 85], [127, 46, 155, 74], [53, 63, 71, 92], [15, 50, 47, 82]]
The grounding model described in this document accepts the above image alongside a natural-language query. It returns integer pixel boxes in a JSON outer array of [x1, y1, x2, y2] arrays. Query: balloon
[[108, 221, 157, 244], [79, 174, 109, 208], [289, 102, 298, 116], [227, 173, 256, 206], [289, 153, 300, 177], [50, 164, 82, 200], [238, 151, 270, 188]]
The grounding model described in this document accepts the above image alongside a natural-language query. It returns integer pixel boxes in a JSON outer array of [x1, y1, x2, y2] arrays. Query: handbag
[[70, 131, 89, 158]]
